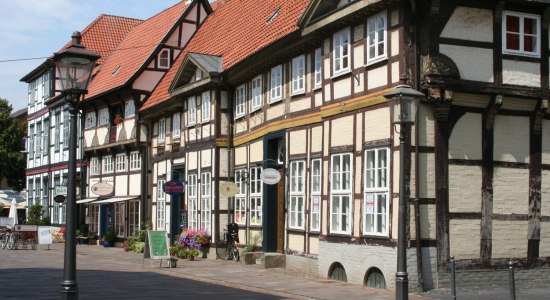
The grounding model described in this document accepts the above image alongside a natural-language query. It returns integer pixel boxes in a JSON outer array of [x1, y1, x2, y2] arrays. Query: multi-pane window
[[115, 153, 126, 172], [62, 111, 69, 149], [172, 112, 181, 138], [333, 27, 350, 75], [158, 118, 166, 143], [270, 65, 282, 102], [98, 107, 109, 125], [330, 153, 352, 234], [310, 159, 322, 231], [364, 147, 389, 236], [187, 174, 198, 229], [249, 167, 262, 225], [85, 111, 96, 128], [234, 169, 246, 224], [36, 122, 42, 155], [103, 156, 114, 173], [90, 157, 100, 175], [114, 202, 125, 236], [314, 48, 322, 88], [42, 177, 48, 209], [200, 172, 211, 232], [42, 119, 49, 155], [158, 49, 170, 69], [291, 55, 305, 95], [251, 75, 263, 111], [156, 179, 166, 230], [54, 112, 60, 151], [125, 100, 135, 118], [367, 11, 387, 64], [28, 126, 35, 158], [188, 96, 196, 126], [129, 151, 141, 170], [128, 200, 139, 236], [235, 84, 245, 118], [88, 205, 99, 233], [289, 160, 305, 229], [503, 11, 540, 57], [27, 181, 34, 205], [202, 91, 211, 122]]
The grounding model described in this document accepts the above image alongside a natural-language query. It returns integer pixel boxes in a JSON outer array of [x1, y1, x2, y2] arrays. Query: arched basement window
[[329, 262, 347, 282], [364, 267, 386, 288]]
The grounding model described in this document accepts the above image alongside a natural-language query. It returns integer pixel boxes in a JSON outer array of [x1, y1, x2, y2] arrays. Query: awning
[[93, 196, 139, 204], [76, 198, 98, 204]]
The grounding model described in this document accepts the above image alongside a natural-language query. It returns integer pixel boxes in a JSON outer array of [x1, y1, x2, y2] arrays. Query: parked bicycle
[[0, 227, 15, 250], [215, 223, 240, 262]]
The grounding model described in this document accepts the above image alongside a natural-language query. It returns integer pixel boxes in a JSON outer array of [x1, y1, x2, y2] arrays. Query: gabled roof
[[189, 53, 222, 74], [142, 0, 310, 111], [169, 53, 222, 91], [20, 14, 141, 83], [85, 1, 192, 100]]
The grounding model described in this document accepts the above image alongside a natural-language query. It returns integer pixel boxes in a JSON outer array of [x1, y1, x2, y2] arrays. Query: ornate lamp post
[[52, 31, 100, 300], [383, 84, 424, 300]]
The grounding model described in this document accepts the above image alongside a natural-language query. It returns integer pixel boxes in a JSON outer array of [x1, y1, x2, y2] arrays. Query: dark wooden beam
[[480, 107, 494, 262]]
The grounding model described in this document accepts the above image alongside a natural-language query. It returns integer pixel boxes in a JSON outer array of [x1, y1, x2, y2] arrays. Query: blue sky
[[0, 0, 183, 112]]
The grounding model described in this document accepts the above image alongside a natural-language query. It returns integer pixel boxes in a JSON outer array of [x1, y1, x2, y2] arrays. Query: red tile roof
[[61, 14, 142, 66], [142, 0, 309, 111], [86, 1, 190, 99]]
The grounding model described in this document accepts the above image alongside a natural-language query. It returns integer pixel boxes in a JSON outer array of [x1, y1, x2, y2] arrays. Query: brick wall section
[[493, 167, 529, 215]]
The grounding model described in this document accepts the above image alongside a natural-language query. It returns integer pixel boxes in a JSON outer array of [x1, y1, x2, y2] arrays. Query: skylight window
[[111, 65, 121, 75], [266, 7, 280, 24]]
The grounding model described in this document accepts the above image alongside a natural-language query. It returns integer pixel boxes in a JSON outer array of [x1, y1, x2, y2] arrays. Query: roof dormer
[[170, 52, 222, 97]]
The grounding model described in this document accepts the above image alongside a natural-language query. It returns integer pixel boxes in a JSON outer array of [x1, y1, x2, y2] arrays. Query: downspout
[[138, 114, 151, 229], [411, 0, 424, 292]]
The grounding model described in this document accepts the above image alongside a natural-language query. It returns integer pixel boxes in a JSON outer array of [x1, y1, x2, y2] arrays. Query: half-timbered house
[[79, 0, 211, 241]]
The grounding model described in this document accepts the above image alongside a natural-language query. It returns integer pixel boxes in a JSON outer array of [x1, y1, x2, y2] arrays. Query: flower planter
[[188, 255, 195, 261], [102, 241, 112, 247], [169, 258, 178, 268]]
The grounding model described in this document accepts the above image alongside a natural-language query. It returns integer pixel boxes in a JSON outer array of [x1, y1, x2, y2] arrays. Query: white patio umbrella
[[8, 199, 18, 226]]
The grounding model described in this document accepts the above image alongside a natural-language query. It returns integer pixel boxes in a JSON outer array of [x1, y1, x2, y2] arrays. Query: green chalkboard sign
[[146, 230, 170, 260]]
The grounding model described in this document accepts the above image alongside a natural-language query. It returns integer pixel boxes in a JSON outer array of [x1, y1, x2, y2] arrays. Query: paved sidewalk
[[0, 243, 428, 300]]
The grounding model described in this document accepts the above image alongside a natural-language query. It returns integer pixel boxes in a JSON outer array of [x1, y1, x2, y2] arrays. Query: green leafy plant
[[243, 233, 262, 253], [25, 204, 50, 225], [102, 229, 116, 244]]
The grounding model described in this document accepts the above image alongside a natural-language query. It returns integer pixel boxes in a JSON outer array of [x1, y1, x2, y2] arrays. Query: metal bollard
[[509, 260, 516, 300], [450, 256, 456, 300]]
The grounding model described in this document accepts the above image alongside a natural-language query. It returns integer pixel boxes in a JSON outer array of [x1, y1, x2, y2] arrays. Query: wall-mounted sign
[[260, 168, 281, 185], [55, 186, 67, 196], [163, 180, 184, 196], [219, 181, 239, 197], [91, 182, 114, 196]]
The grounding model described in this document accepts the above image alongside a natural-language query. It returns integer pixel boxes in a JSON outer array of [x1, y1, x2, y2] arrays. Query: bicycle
[[1, 229, 15, 250], [215, 225, 240, 262]]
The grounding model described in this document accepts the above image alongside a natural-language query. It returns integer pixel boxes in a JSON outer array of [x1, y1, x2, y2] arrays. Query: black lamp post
[[383, 84, 424, 300], [52, 31, 100, 300]]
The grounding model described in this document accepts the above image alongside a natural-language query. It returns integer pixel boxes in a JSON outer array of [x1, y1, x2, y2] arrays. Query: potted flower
[[186, 248, 200, 261], [101, 229, 117, 247], [114, 114, 123, 125]]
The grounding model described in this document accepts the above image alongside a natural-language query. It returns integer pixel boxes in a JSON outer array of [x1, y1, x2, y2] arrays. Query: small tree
[[26, 204, 50, 225], [0, 98, 26, 191]]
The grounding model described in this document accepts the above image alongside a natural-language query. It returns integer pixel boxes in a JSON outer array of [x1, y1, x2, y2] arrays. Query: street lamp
[[53, 31, 100, 300], [383, 84, 425, 300]]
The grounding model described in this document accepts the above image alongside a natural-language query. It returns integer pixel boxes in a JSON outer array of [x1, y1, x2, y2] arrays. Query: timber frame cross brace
[[533, 99, 548, 135], [485, 95, 503, 130]]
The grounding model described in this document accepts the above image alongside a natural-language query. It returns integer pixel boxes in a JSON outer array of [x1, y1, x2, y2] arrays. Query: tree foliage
[[26, 203, 50, 225], [0, 98, 26, 191]]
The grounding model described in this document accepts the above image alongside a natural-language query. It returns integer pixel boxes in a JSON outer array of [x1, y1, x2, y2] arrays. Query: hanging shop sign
[[91, 182, 114, 196], [163, 180, 185, 196], [260, 168, 281, 185], [219, 181, 239, 197]]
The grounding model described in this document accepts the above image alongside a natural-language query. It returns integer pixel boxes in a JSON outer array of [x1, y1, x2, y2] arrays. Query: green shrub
[[243, 233, 262, 253]]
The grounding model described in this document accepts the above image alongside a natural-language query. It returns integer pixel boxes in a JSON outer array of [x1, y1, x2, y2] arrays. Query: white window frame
[[333, 27, 351, 75], [62, 111, 69, 149], [187, 174, 198, 230], [314, 48, 322, 88], [291, 55, 305, 95], [330, 153, 353, 234], [158, 118, 166, 143], [363, 147, 390, 236], [251, 75, 263, 111], [289, 160, 306, 230], [502, 11, 540, 57], [115, 153, 126, 172], [235, 169, 247, 224], [270, 65, 282, 103], [249, 167, 262, 226], [172, 112, 181, 138], [103, 156, 114, 174], [28, 125, 35, 158], [188, 96, 196, 126], [85, 111, 96, 129], [129, 151, 141, 170], [125, 100, 135, 118], [235, 84, 246, 118], [310, 158, 322, 232], [156, 179, 166, 230], [200, 172, 211, 232], [366, 11, 387, 65], [98, 107, 109, 126], [90, 157, 100, 175], [201, 91, 211, 123], [158, 49, 170, 69]]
